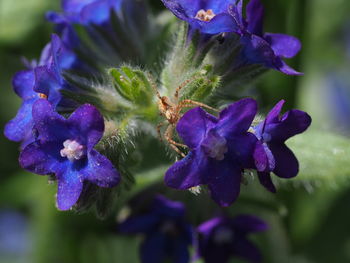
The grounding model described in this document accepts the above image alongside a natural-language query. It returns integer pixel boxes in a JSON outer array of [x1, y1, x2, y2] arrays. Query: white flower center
[[189, 186, 202, 195], [60, 139, 86, 162], [214, 227, 234, 244], [202, 133, 228, 161], [195, 9, 216, 22]]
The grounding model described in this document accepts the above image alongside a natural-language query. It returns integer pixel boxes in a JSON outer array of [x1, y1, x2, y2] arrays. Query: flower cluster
[[165, 98, 311, 206], [162, 0, 302, 75], [4, 0, 313, 261], [119, 195, 267, 263]]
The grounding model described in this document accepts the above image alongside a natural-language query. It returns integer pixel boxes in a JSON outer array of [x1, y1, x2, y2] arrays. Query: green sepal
[[181, 65, 221, 103], [109, 67, 153, 107]]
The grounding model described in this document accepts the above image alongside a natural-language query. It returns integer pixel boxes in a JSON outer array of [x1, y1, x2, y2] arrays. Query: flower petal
[[228, 0, 245, 29], [246, 0, 264, 36], [257, 172, 276, 193], [81, 0, 122, 25], [204, 0, 236, 14], [267, 109, 312, 142], [50, 34, 77, 70], [274, 58, 303, 76], [56, 165, 84, 210], [119, 214, 159, 234], [153, 195, 186, 219], [231, 215, 268, 233], [198, 13, 238, 34], [216, 98, 257, 138], [81, 150, 120, 187], [270, 143, 299, 178], [253, 141, 275, 172], [165, 150, 208, 190], [4, 99, 36, 142], [34, 66, 62, 106], [39, 42, 53, 66], [19, 141, 62, 175], [12, 70, 36, 100], [264, 33, 301, 58], [227, 132, 258, 167], [265, 100, 285, 124], [68, 104, 105, 150], [207, 159, 242, 207], [140, 232, 167, 263], [241, 34, 276, 65], [197, 217, 226, 235], [32, 99, 68, 143], [62, 0, 96, 14], [177, 107, 217, 149], [160, 0, 193, 20], [171, 237, 191, 263]]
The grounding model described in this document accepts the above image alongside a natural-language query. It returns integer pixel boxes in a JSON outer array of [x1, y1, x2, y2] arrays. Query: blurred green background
[[1, 0, 350, 262]]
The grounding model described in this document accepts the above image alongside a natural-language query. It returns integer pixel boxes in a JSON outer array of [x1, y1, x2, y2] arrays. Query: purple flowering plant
[[197, 215, 268, 263], [119, 195, 193, 263], [3, 0, 319, 262]]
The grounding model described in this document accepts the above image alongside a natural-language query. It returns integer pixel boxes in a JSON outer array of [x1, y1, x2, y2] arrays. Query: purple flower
[[165, 98, 258, 207], [253, 100, 312, 192], [161, 0, 239, 34], [232, 0, 302, 75], [19, 99, 120, 210], [197, 215, 268, 263], [119, 195, 193, 263], [4, 34, 77, 147]]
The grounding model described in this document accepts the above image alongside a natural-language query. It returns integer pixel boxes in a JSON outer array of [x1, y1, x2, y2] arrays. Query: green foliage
[[285, 130, 350, 188]]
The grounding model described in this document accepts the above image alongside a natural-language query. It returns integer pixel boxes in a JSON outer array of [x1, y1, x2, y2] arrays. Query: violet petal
[[264, 33, 301, 59], [81, 150, 120, 187]]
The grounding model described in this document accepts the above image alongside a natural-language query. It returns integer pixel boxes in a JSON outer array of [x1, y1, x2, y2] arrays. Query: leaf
[[282, 130, 350, 188]]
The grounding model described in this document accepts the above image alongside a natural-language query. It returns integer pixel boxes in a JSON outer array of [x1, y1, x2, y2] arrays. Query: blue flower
[[19, 99, 120, 210], [4, 34, 77, 147], [231, 0, 302, 75], [119, 195, 193, 263], [161, 0, 239, 35], [47, 0, 122, 26], [253, 100, 312, 192], [165, 99, 258, 207], [197, 215, 268, 263]]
